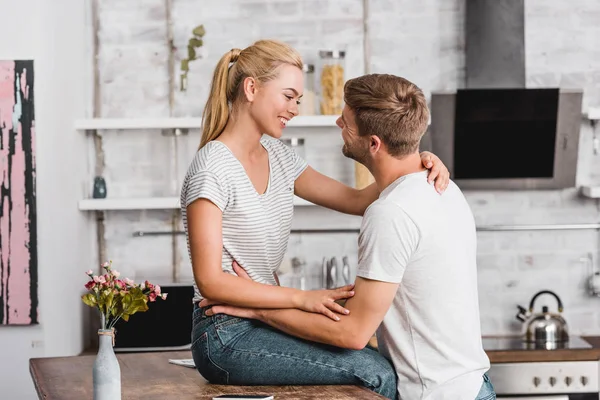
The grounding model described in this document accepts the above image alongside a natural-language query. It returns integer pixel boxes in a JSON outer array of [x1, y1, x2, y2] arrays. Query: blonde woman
[[181, 39, 449, 399]]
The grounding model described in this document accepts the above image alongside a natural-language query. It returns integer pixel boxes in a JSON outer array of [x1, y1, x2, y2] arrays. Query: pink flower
[[101, 261, 110, 268], [85, 269, 93, 276], [94, 275, 106, 284], [85, 281, 96, 290], [149, 292, 157, 302], [154, 285, 161, 295], [124, 278, 134, 286], [161, 293, 168, 300], [112, 270, 120, 278], [144, 281, 154, 291]]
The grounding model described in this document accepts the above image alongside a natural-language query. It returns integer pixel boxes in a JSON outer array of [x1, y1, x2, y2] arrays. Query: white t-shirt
[[357, 170, 490, 400], [180, 136, 308, 303]]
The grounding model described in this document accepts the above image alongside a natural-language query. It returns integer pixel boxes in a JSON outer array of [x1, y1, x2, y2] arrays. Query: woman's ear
[[243, 77, 257, 102]]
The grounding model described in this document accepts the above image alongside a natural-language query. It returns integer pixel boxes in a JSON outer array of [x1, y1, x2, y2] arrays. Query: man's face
[[336, 105, 370, 163]]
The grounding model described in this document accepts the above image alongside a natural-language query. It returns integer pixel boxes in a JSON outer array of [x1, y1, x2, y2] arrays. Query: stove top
[[483, 335, 592, 351]]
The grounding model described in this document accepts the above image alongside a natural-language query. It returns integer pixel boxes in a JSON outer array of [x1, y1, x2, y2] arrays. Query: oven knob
[[581, 376, 589, 386], [565, 376, 572, 386], [549, 377, 556, 386], [533, 377, 541, 387]]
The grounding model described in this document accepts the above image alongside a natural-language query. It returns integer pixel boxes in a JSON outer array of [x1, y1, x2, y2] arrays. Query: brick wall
[[91, 0, 600, 335]]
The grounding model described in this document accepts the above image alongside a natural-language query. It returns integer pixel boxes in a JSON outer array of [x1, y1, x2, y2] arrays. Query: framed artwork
[[0, 60, 37, 325]]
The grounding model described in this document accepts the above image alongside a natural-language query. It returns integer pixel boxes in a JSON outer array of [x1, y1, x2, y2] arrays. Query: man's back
[[357, 170, 490, 400]]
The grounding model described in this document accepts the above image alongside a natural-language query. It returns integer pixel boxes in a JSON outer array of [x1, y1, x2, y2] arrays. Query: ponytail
[[199, 48, 241, 148]]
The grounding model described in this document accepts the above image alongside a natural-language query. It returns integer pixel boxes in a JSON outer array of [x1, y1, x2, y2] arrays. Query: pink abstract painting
[[0, 60, 37, 325]]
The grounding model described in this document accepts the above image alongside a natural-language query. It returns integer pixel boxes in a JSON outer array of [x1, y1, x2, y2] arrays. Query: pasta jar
[[318, 50, 345, 115], [299, 64, 316, 116]]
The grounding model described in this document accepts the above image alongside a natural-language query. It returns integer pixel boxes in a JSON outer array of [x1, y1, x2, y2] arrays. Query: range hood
[[428, 0, 582, 190]]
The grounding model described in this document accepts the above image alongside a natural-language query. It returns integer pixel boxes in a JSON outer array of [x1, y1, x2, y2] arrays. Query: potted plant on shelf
[[82, 261, 167, 400]]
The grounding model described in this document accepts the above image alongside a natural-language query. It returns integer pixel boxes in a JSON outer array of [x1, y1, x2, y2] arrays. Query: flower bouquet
[[82, 261, 167, 400], [82, 261, 167, 331]]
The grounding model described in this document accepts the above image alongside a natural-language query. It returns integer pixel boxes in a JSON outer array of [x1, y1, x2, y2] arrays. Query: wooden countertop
[[485, 336, 600, 363], [29, 351, 385, 400]]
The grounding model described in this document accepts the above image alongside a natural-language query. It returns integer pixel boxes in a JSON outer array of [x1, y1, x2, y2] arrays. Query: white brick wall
[[92, 0, 600, 335]]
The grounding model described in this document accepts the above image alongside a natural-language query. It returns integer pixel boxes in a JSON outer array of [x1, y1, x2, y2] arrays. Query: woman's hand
[[292, 286, 355, 321], [420, 151, 450, 193]]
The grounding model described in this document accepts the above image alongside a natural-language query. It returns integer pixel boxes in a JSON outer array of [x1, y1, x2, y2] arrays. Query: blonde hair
[[199, 40, 303, 148], [344, 74, 430, 157]]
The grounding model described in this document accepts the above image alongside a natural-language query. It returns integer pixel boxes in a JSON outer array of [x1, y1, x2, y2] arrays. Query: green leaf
[[82, 293, 97, 308], [189, 38, 203, 48], [187, 46, 196, 60], [192, 25, 206, 37]]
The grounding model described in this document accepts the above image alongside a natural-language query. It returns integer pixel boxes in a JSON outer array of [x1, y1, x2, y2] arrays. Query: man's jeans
[[191, 305, 398, 399], [475, 373, 496, 399]]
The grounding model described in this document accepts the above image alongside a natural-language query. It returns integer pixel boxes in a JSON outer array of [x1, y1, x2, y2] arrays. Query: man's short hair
[[343, 74, 429, 157]]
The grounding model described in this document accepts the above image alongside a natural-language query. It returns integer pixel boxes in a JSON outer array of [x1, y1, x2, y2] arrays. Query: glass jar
[[299, 64, 316, 116], [318, 50, 346, 115]]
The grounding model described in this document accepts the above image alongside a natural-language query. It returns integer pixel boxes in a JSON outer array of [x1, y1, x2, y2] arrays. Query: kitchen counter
[[485, 336, 600, 363]]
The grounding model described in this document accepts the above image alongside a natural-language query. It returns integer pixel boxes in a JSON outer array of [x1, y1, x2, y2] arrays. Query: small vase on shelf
[[93, 328, 121, 400]]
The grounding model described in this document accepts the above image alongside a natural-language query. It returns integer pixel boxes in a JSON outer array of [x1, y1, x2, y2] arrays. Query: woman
[[181, 39, 449, 399]]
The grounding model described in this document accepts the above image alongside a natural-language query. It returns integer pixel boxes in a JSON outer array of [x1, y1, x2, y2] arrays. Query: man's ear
[[243, 77, 257, 102], [369, 135, 383, 154]]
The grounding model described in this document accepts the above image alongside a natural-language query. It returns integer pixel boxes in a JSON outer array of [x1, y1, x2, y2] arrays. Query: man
[[204, 74, 494, 400]]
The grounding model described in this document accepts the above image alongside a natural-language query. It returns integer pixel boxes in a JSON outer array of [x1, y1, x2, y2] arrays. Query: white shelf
[[586, 107, 600, 121], [79, 196, 314, 210], [581, 186, 600, 198], [74, 115, 339, 131]]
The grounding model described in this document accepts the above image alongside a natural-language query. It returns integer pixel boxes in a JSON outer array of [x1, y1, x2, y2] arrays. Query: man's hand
[[205, 301, 262, 320]]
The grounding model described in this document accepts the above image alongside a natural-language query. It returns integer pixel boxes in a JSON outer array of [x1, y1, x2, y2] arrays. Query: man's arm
[[206, 201, 418, 349], [209, 276, 399, 350]]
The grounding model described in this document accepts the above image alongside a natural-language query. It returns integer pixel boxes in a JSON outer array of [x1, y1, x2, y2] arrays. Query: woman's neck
[[218, 111, 264, 158]]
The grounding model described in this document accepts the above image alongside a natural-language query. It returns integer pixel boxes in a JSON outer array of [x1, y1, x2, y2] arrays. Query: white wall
[[0, 0, 92, 398], [93, 0, 600, 337]]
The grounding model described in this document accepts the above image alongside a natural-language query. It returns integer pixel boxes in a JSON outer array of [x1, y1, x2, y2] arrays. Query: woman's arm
[[294, 167, 378, 216], [187, 198, 353, 320], [294, 152, 449, 216]]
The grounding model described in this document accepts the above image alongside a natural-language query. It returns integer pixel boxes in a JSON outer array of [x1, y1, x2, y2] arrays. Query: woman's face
[[247, 64, 303, 139]]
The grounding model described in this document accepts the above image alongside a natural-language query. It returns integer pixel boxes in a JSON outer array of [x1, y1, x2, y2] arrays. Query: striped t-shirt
[[180, 135, 308, 303]]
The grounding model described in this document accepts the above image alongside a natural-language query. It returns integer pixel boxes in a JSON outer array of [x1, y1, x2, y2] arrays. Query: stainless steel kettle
[[516, 290, 569, 347]]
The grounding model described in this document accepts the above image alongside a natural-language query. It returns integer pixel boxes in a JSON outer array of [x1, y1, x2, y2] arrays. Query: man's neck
[[369, 152, 426, 192]]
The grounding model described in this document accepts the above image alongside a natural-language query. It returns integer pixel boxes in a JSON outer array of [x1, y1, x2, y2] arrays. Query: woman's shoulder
[[185, 141, 233, 178]]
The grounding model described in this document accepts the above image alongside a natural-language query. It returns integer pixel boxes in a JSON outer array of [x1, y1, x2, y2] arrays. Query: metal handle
[[515, 305, 527, 322], [529, 290, 564, 313], [132, 222, 600, 237]]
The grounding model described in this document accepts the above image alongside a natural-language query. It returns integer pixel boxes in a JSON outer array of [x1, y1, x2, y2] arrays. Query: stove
[[484, 336, 600, 399], [484, 336, 593, 352]]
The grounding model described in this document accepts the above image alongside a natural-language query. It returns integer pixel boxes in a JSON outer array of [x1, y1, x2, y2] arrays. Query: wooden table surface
[[29, 351, 385, 400]]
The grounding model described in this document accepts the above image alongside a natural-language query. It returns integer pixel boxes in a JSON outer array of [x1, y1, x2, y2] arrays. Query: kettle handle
[[528, 290, 564, 313]]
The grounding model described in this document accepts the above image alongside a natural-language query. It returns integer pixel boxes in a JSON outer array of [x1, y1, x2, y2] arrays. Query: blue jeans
[[191, 305, 398, 399], [475, 373, 496, 399]]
